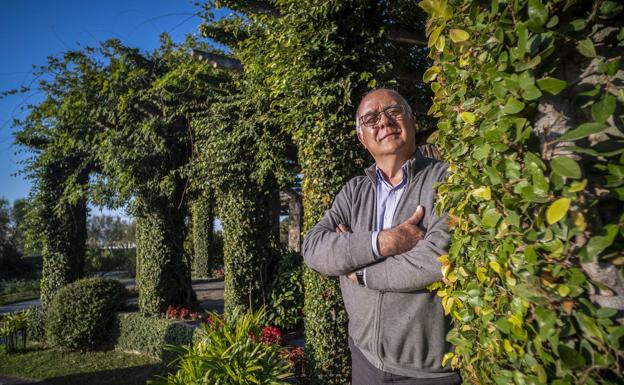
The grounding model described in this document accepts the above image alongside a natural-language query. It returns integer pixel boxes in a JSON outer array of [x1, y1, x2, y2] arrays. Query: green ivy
[[420, 0, 624, 383], [135, 200, 196, 316], [191, 195, 215, 278]]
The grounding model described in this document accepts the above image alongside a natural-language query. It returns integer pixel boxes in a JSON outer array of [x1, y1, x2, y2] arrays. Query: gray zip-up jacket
[[302, 150, 455, 378]]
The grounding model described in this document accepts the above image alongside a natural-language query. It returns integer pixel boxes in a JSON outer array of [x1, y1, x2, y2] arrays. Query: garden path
[[0, 375, 50, 384], [0, 278, 224, 314]]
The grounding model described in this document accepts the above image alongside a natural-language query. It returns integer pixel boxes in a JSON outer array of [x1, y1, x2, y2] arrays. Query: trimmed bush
[[46, 277, 126, 350], [112, 312, 201, 362]]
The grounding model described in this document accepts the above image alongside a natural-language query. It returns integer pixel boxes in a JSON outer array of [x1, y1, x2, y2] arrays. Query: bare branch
[[191, 49, 243, 71]]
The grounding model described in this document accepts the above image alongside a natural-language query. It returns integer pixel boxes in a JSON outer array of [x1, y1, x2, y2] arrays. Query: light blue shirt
[[363, 163, 408, 285]]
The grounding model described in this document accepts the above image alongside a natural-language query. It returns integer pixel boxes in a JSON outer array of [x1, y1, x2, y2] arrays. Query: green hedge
[[112, 312, 202, 363], [46, 277, 127, 351]]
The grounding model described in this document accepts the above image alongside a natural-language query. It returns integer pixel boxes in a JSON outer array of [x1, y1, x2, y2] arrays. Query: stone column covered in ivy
[[419, 0, 623, 383], [38, 164, 88, 306], [218, 186, 276, 314], [192, 194, 215, 277], [135, 199, 196, 316]]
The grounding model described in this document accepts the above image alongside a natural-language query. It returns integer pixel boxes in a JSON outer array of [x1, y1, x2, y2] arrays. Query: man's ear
[[357, 130, 367, 149]]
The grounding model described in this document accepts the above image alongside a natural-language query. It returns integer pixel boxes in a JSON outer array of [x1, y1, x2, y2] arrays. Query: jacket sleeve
[[364, 166, 450, 292], [302, 182, 376, 277]]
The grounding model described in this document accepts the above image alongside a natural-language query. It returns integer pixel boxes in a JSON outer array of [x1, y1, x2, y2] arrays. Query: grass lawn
[[0, 343, 168, 385]]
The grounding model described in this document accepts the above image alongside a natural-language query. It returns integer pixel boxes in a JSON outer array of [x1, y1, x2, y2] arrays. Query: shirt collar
[[375, 162, 408, 189]]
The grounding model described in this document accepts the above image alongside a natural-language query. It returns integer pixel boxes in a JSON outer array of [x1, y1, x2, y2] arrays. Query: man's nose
[[378, 111, 396, 129]]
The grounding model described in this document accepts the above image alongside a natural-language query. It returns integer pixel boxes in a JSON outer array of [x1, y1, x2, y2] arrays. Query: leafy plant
[[150, 307, 293, 385], [420, 0, 624, 383], [0, 310, 30, 353], [46, 277, 127, 351], [266, 248, 304, 331]]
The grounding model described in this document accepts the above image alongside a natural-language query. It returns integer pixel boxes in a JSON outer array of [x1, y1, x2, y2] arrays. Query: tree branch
[[191, 49, 243, 71]]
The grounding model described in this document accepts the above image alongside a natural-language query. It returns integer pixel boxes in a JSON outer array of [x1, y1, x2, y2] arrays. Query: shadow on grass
[[24, 364, 169, 385]]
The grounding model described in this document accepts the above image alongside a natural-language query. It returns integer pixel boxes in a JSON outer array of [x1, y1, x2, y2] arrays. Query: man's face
[[356, 90, 416, 160]]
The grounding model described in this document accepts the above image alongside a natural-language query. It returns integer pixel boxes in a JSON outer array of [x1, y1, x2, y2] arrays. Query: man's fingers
[[336, 223, 352, 233]]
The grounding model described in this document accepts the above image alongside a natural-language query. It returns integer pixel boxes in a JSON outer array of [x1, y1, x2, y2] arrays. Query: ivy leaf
[[558, 344, 586, 369], [591, 94, 616, 123], [472, 186, 491, 200], [559, 122, 607, 141], [527, 0, 548, 29], [577, 38, 597, 58], [574, 312, 604, 344], [536, 77, 567, 94], [585, 225, 619, 259], [546, 198, 571, 224], [551, 156, 582, 179], [522, 84, 543, 100], [449, 29, 470, 43], [503, 97, 525, 114], [482, 208, 502, 227], [460, 111, 476, 124]]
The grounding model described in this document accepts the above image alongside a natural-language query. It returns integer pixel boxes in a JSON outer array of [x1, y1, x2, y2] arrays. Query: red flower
[[190, 312, 200, 321], [261, 326, 283, 345], [178, 307, 189, 320], [166, 305, 178, 319]]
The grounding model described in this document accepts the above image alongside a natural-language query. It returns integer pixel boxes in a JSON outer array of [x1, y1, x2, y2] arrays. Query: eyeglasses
[[358, 105, 407, 128]]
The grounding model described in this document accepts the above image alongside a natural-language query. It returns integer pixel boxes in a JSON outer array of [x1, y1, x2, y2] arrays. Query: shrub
[[266, 249, 304, 331], [26, 305, 46, 342], [112, 312, 200, 362], [0, 310, 29, 353], [150, 307, 293, 385], [46, 277, 126, 350]]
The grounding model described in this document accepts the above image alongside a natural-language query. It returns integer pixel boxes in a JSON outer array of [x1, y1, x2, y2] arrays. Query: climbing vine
[[420, 0, 623, 383]]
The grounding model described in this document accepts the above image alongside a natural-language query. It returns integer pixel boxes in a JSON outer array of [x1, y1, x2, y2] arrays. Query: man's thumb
[[411, 206, 424, 222]]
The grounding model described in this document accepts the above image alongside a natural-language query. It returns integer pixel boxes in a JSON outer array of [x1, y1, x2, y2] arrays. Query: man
[[302, 89, 460, 385]]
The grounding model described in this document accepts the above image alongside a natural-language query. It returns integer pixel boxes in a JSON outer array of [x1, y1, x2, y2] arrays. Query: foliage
[[0, 310, 29, 353], [12, 35, 224, 315], [150, 307, 293, 385], [26, 305, 46, 342], [46, 277, 127, 351], [87, 215, 135, 250], [191, 195, 215, 277], [85, 246, 136, 274], [112, 312, 200, 362], [420, 0, 624, 383], [135, 204, 196, 315], [192, 93, 282, 314], [266, 248, 304, 331]]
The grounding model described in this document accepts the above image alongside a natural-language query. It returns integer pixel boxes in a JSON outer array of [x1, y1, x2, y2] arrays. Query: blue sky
[[0, 0, 221, 218]]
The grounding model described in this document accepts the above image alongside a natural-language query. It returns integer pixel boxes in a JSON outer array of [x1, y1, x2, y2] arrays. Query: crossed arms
[[302, 184, 449, 293]]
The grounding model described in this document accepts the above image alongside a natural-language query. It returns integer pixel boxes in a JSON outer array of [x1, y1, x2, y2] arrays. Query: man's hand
[[377, 206, 425, 257], [335, 224, 359, 283]]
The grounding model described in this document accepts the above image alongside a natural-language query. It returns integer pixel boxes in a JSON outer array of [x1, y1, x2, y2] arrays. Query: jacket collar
[[364, 149, 426, 184]]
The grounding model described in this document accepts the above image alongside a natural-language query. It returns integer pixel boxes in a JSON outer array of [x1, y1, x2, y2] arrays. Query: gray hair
[[355, 89, 413, 133]]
